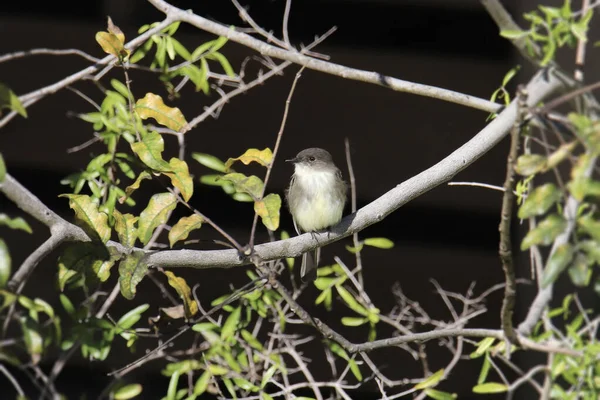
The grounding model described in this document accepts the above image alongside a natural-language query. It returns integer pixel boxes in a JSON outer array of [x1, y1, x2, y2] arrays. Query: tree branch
[[147, 0, 500, 113]]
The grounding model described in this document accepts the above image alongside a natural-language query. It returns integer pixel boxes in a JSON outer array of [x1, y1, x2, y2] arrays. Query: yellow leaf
[[113, 209, 138, 248], [254, 193, 281, 231], [135, 93, 187, 132], [168, 214, 203, 247], [120, 171, 152, 204], [131, 133, 172, 172], [60, 194, 111, 243], [106, 16, 125, 44], [164, 158, 194, 202], [225, 148, 273, 171], [162, 270, 198, 319], [137, 193, 178, 245]]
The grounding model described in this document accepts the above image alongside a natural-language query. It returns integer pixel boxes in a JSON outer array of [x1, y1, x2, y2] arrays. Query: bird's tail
[[301, 247, 320, 282]]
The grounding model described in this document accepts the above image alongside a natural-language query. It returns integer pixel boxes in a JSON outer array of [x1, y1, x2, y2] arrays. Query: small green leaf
[[568, 178, 600, 201], [336, 285, 368, 316], [546, 141, 577, 170], [254, 193, 281, 231], [518, 183, 561, 219], [168, 214, 203, 247], [261, 365, 277, 389], [541, 243, 574, 287], [208, 364, 229, 375], [162, 271, 198, 319], [135, 93, 187, 132], [59, 294, 75, 317], [568, 254, 591, 287], [57, 243, 111, 291], [118, 251, 148, 300], [0, 214, 32, 233], [20, 318, 43, 364], [131, 131, 173, 172], [477, 354, 491, 385], [166, 370, 180, 400], [191, 152, 227, 172], [515, 154, 546, 176], [578, 214, 600, 242], [424, 389, 457, 400], [113, 209, 138, 248], [60, 194, 111, 243], [114, 383, 143, 400], [225, 148, 273, 171], [164, 158, 194, 202], [117, 304, 149, 330], [0, 239, 11, 288], [341, 317, 368, 326], [348, 359, 362, 381], [193, 371, 211, 395], [470, 337, 495, 359], [363, 237, 394, 249], [472, 382, 508, 394], [241, 329, 264, 351], [137, 192, 177, 245], [221, 172, 264, 199], [500, 29, 528, 39], [0, 83, 27, 118], [520, 214, 567, 250], [414, 369, 445, 390], [221, 306, 241, 341]]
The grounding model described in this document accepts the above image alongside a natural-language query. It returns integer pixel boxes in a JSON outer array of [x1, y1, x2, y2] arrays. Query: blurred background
[[1, 0, 598, 398]]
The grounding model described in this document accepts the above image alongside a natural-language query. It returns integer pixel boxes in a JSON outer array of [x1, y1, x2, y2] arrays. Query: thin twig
[[248, 66, 306, 249]]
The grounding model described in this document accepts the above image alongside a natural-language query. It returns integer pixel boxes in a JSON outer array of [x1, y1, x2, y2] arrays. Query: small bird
[[285, 148, 347, 282]]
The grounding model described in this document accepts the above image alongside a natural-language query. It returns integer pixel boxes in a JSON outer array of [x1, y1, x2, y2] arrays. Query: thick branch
[[147, 69, 562, 269], [147, 0, 500, 113]]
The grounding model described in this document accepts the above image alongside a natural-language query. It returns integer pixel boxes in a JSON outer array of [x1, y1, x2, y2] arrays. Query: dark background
[[1, 0, 597, 398]]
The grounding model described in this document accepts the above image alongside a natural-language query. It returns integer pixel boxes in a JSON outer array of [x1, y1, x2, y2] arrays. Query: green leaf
[[162, 271, 198, 319], [0, 153, 5, 182], [520, 214, 567, 250], [137, 192, 177, 245], [221, 306, 241, 341], [546, 141, 577, 170], [117, 304, 149, 330], [0, 215, 32, 233], [59, 294, 75, 317], [113, 209, 138, 248], [568, 254, 591, 287], [118, 251, 148, 300], [518, 183, 561, 219], [349, 359, 363, 381], [114, 383, 143, 400], [135, 93, 187, 132], [164, 158, 194, 202], [0, 239, 11, 288], [254, 193, 281, 231], [193, 371, 211, 395], [166, 370, 180, 400], [424, 389, 457, 400], [221, 173, 264, 199], [515, 154, 546, 176], [241, 329, 264, 351], [472, 382, 508, 394], [57, 243, 111, 290], [191, 152, 227, 172], [336, 285, 368, 316], [541, 243, 574, 287], [477, 354, 491, 385], [20, 318, 43, 364], [578, 214, 600, 242], [131, 131, 173, 172], [60, 194, 111, 243], [261, 365, 277, 389], [0, 83, 27, 117], [168, 214, 203, 247], [470, 337, 495, 359], [120, 171, 152, 203], [208, 364, 229, 375], [363, 237, 394, 249], [500, 29, 529, 39], [225, 148, 273, 171], [414, 369, 445, 390], [568, 178, 600, 201], [341, 317, 368, 326]]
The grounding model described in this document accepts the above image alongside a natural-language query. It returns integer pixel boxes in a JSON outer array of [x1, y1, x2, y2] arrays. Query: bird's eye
[[308, 156, 316, 162]]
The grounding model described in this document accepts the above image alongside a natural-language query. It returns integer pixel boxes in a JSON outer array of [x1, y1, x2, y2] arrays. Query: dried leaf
[[162, 270, 198, 319], [225, 148, 273, 171], [118, 251, 147, 300], [137, 193, 178, 245], [135, 93, 187, 132], [60, 194, 111, 243], [164, 158, 193, 202], [168, 214, 203, 247], [254, 193, 281, 231], [113, 209, 138, 248]]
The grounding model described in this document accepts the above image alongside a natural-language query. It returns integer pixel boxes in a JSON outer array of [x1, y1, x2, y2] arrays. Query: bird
[[285, 148, 347, 282]]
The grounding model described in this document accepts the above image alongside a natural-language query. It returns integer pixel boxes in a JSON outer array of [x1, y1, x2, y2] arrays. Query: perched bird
[[285, 148, 347, 281]]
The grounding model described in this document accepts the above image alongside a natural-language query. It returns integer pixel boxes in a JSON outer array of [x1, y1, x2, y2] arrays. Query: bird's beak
[[285, 157, 297, 163]]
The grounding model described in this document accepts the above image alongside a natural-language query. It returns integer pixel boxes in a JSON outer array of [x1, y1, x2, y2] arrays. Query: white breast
[[292, 164, 344, 232]]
